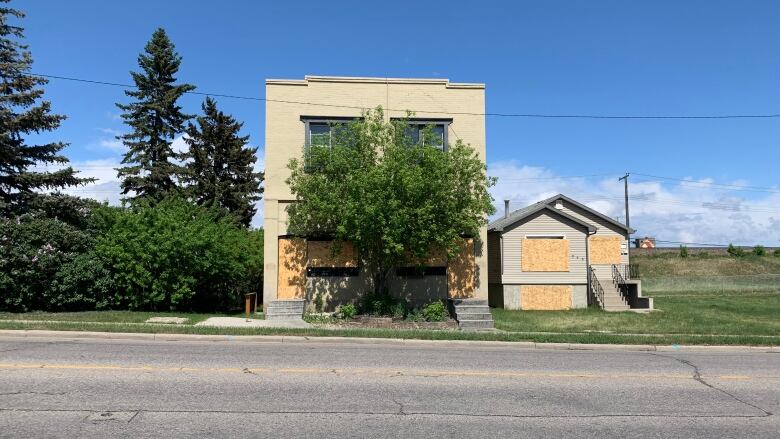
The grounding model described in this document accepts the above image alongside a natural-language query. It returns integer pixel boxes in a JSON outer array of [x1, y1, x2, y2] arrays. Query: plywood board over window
[[403, 246, 447, 268], [448, 238, 475, 299], [278, 238, 306, 299], [589, 236, 622, 265], [521, 238, 570, 272], [307, 241, 358, 268], [521, 285, 572, 310]]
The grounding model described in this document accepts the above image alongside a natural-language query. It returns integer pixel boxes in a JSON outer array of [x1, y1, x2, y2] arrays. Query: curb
[[0, 329, 777, 353]]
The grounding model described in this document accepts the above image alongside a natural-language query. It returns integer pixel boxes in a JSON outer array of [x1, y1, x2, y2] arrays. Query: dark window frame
[[306, 267, 360, 277], [394, 118, 453, 151], [301, 116, 358, 149]]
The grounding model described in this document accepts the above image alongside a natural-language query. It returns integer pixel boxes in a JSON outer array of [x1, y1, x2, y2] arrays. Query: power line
[[504, 192, 780, 214], [30, 72, 780, 120], [631, 172, 780, 193]]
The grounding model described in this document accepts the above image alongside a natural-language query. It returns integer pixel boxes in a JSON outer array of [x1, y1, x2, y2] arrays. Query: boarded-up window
[[589, 236, 622, 265], [307, 241, 358, 268], [448, 238, 475, 299], [521, 285, 572, 310], [521, 238, 570, 272], [278, 238, 306, 299], [403, 246, 447, 268]]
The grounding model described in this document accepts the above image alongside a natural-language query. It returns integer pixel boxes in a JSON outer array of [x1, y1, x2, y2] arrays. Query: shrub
[[0, 213, 103, 312], [727, 244, 745, 257], [774, 249, 780, 257], [752, 245, 766, 256], [392, 301, 407, 320], [313, 291, 324, 313], [359, 292, 400, 316], [679, 245, 689, 258], [422, 300, 448, 322], [339, 303, 357, 319], [93, 198, 260, 311], [406, 309, 425, 322]]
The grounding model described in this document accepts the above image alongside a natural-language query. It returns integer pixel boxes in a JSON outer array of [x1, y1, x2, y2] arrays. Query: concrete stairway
[[266, 299, 306, 321], [598, 282, 630, 311], [450, 299, 495, 330]]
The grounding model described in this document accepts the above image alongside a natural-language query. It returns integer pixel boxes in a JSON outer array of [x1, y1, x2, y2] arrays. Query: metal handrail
[[589, 266, 605, 309], [614, 263, 640, 280], [611, 264, 632, 304]]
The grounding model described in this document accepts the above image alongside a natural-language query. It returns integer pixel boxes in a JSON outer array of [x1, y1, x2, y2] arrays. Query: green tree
[[116, 28, 194, 205], [93, 198, 261, 311], [0, 205, 112, 312], [183, 97, 263, 227], [286, 108, 495, 294], [0, 2, 90, 214]]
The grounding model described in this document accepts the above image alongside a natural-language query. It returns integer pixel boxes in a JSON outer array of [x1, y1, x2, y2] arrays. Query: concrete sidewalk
[[195, 316, 311, 329], [0, 329, 777, 353]]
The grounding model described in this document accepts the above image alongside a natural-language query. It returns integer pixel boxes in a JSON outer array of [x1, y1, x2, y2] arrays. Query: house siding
[[500, 211, 588, 285], [557, 200, 629, 280]]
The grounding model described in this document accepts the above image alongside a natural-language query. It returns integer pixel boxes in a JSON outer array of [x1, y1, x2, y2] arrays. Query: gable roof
[[488, 193, 634, 234], [488, 203, 596, 233]]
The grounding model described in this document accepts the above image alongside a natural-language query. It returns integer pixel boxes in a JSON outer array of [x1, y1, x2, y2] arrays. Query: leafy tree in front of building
[[183, 97, 263, 227], [286, 108, 495, 295], [116, 28, 194, 205]]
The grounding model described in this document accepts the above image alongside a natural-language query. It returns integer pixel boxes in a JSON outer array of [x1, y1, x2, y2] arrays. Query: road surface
[[0, 334, 777, 438]]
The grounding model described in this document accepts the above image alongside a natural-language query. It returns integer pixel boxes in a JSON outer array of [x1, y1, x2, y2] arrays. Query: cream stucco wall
[[263, 76, 487, 306]]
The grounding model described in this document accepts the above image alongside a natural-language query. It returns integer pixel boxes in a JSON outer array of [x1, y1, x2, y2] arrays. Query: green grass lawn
[[0, 310, 262, 325], [1, 253, 778, 346], [492, 291, 780, 336], [493, 254, 780, 339]]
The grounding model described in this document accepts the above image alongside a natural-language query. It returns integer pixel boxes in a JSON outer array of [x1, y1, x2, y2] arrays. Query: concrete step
[[266, 300, 305, 320], [450, 299, 488, 306], [456, 312, 492, 320], [458, 319, 495, 330], [454, 305, 490, 313]]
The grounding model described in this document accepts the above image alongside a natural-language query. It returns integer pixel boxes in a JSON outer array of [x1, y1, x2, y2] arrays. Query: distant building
[[635, 237, 656, 249]]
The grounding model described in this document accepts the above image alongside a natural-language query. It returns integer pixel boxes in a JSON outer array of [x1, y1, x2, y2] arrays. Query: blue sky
[[18, 0, 780, 245]]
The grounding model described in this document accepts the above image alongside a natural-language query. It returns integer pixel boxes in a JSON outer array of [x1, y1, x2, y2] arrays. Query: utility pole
[[618, 173, 630, 231]]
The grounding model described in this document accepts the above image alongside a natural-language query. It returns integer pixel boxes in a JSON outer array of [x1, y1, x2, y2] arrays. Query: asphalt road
[[0, 335, 778, 438]]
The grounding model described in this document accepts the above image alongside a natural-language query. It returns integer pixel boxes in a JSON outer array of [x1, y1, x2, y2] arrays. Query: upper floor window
[[399, 119, 452, 151], [302, 117, 355, 149]]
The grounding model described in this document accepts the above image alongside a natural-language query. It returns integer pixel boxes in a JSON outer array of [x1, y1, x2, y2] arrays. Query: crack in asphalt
[[0, 407, 771, 419], [391, 397, 406, 415], [650, 353, 773, 417]]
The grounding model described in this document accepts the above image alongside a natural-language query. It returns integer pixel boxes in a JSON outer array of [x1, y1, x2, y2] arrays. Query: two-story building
[[263, 76, 489, 318]]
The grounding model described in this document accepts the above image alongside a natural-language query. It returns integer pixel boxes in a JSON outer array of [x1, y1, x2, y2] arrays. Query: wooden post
[[245, 294, 251, 322]]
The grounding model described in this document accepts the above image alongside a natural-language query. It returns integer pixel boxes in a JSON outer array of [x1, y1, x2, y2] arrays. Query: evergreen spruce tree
[[0, 1, 90, 214], [184, 97, 263, 227], [116, 28, 194, 205]]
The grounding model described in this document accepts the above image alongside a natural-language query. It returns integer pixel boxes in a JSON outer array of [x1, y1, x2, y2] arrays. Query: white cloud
[[59, 145, 268, 230], [488, 161, 780, 247], [171, 134, 189, 155], [98, 139, 125, 153]]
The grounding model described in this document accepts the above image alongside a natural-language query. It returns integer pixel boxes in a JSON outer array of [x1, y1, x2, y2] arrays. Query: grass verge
[[0, 319, 777, 346], [0, 310, 261, 325]]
